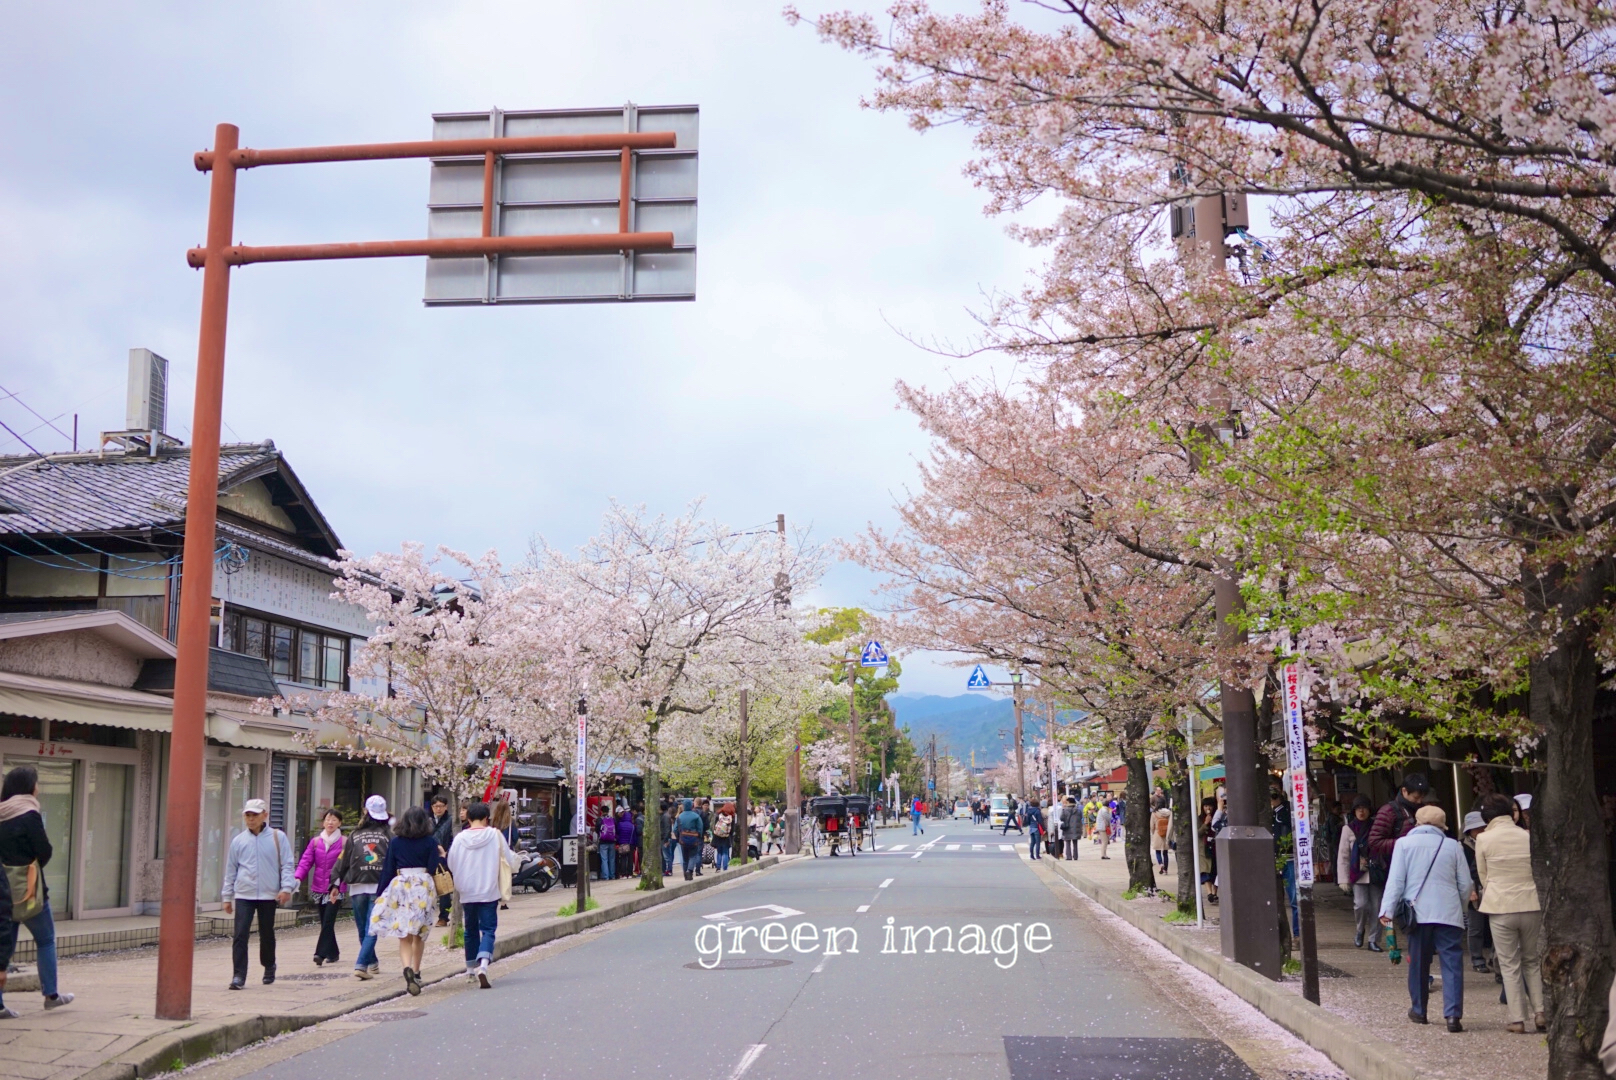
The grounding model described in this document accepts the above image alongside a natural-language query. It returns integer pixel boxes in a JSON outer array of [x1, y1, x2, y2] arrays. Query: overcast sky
[[0, 2, 1053, 695]]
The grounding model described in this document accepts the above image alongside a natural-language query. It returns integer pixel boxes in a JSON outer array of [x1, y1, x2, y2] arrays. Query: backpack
[[713, 815, 732, 839], [1155, 811, 1170, 838], [598, 816, 617, 843]]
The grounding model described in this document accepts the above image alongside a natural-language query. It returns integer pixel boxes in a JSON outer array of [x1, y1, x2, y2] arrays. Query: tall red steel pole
[[155, 122, 238, 1021]]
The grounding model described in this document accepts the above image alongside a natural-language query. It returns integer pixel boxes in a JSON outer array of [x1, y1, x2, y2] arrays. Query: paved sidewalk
[[0, 859, 779, 1080], [1044, 845, 1545, 1080]]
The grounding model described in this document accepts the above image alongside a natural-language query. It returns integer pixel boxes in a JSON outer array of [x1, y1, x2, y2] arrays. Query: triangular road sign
[[860, 640, 889, 666], [966, 664, 992, 689]]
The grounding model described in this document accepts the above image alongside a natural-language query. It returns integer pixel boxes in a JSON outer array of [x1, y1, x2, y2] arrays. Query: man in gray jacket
[[1379, 804, 1474, 1031], [222, 798, 294, 990]]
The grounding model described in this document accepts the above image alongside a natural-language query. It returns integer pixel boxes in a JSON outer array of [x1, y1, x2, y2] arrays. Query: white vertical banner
[[575, 703, 588, 835], [1281, 663, 1315, 886]]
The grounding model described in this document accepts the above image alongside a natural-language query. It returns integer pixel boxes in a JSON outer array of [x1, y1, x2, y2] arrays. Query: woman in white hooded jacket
[[448, 801, 521, 987]]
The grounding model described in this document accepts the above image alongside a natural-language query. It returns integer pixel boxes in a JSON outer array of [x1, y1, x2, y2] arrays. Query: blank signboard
[[424, 104, 698, 305]]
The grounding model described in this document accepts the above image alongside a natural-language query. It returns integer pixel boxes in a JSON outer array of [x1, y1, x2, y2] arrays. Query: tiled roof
[[134, 646, 281, 699], [0, 443, 279, 537]]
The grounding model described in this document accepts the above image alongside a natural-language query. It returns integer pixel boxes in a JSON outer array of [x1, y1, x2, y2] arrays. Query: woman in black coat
[[0, 765, 73, 1013]]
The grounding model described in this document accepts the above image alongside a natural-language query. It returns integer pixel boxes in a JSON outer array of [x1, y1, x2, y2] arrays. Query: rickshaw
[[808, 794, 875, 856]]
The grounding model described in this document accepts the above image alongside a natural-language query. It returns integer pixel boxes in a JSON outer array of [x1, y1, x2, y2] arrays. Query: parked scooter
[[512, 850, 561, 893]]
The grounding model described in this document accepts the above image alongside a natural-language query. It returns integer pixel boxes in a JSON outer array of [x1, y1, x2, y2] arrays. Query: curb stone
[[1044, 858, 1428, 1080], [96, 855, 791, 1077]]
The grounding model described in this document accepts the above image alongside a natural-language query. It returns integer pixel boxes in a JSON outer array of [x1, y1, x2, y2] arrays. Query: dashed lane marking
[[728, 1044, 767, 1080], [879, 878, 893, 888], [856, 904, 870, 912], [945, 844, 960, 851]]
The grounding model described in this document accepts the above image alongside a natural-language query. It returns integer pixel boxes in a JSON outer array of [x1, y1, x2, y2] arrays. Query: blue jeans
[[1028, 831, 1042, 859], [349, 893, 379, 970], [911, 813, 922, 835], [461, 901, 498, 964], [600, 843, 616, 881], [679, 839, 701, 875], [662, 838, 675, 875], [6, 900, 58, 997], [1407, 923, 1465, 1019], [714, 845, 731, 871]]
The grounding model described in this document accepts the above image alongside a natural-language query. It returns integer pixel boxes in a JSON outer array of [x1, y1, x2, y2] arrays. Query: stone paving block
[[3, 1045, 69, 1065], [14, 1031, 119, 1052], [0, 1057, 71, 1079]]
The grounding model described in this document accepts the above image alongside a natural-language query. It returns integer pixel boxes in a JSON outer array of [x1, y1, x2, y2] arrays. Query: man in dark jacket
[[1367, 773, 1428, 873], [430, 795, 453, 926]]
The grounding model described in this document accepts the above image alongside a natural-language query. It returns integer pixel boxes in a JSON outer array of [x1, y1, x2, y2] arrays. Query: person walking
[[0, 843, 14, 1019], [1474, 792, 1545, 1034], [596, 806, 618, 881], [911, 796, 925, 836], [429, 795, 454, 927], [332, 795, 390, 980], [1459, 811, 1491, 973], [1199, 796, 1220, 907], [1095, 800, 1113, 859], [1002, 794, 1022, 835], [1337, 794, 1382, 951], [371, 805, 445, 997], [222, 798, 295, 990], [711, 804, 735, 871], [447, 801, 520, 989], [490, 797, 516, 909], [294, 809, 346, 967], [0, 766, 73, 1012], [618, 804, 639, 879], [1150, 799, 1173, 875], [1023, 799, 1044, 859], [661, 800, 678, 875], [1379, 804, 1473, 1032], [1060, 797, 1081, 860], [674, 800, 704, 881]]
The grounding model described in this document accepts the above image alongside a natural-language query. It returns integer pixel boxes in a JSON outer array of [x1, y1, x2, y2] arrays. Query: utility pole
[[1012, 673, 1027, 798], [846, 657, 859, 797], [1173, 190, 1281, 980], [778, 513, 801, 855], [736, 688, 750, 866]]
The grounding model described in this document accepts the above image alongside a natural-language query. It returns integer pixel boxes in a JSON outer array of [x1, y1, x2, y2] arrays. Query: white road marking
[[890, 843, 908, 851], [856, 904, 870, 912], [812, 956, 829, 973], [879, 878, 893, 888], [972, 844, 985, 850], [728, 1044, 767, 1080], [945, 844, 960, 851], [999, 844, 1014, 851], [702, 904, 803, 923], [910, 849, 923, 859]]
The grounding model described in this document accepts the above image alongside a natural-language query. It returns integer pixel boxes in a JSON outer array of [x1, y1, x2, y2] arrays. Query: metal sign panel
[[425, 104, 698, 305], [966, 665, 992, 689], [859, 640, 889, 666]]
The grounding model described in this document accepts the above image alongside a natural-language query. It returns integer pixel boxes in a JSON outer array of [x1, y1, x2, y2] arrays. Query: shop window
[[48, 723, 136, 748], [0, 715, 41, 740]]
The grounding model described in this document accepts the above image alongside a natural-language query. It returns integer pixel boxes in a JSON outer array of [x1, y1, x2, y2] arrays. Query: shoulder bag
[[5, 862, 43, 922], [1393, 844, 1440, 931]]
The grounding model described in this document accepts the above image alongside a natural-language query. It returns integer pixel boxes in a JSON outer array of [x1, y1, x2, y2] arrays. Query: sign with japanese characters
[[1281, 662, 1314, 886]]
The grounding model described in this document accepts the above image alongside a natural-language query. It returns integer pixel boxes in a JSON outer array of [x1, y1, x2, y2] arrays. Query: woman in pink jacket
[[295, 810, 346, 966]]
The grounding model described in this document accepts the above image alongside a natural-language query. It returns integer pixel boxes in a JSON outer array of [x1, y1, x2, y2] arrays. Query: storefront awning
[[0, 670, 174, 732], [207, 710, 306, 753], [1196, 764, 1226, 781], [503, 762, 565, 783]]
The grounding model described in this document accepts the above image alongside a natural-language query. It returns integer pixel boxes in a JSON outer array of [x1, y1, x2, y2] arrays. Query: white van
[[989, 794, 1009, 828]]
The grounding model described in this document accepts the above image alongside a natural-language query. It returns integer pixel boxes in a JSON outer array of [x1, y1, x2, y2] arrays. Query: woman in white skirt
[[369, 805, 446, 996]]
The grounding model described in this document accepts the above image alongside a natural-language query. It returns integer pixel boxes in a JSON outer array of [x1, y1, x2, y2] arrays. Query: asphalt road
[[202, 822, 1340, 1080]]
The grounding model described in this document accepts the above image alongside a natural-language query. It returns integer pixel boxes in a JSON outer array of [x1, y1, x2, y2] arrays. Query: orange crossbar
[[186, 231, 676, 267], [195, 131, 678, 171]]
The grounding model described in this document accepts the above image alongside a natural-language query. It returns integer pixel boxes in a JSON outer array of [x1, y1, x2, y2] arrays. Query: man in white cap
[[222, 798, 294, 990]]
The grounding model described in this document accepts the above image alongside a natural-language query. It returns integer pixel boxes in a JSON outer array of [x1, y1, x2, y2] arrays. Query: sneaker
[[0, 1007, 19, 1019], [368, 964, 380, 976], [1507, 1022, 1526, 1034], [43, 993, 73, 1010], [354, 968, 374, 981], [466, 966, 479, 982], [229, 978, 245, 991], [1535, 1012, 1547, 1032], [477, 959, 491, 990], [403, 967, 421, 997]]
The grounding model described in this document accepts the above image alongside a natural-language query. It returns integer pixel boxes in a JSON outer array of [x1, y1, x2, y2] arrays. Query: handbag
[[5, 862, 43, 923], [433, 865, 455, 896], [1393, 846, 1440, 930]]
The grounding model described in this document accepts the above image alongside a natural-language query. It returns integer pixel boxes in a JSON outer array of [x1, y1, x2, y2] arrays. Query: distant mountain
[[887, 693, 1017, 766]]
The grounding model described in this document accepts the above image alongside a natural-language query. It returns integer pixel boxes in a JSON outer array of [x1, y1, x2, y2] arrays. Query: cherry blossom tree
[[531, 502, 826, 890], [801, 3, 1616, 1064]]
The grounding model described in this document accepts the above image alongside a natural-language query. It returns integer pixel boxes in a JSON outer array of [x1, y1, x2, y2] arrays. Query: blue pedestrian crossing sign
[[966, 664, 992, 689], [859, 640, 889, 666]]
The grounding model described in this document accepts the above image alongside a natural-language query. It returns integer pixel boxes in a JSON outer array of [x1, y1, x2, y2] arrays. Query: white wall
[[212, 547, 372, 637]]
